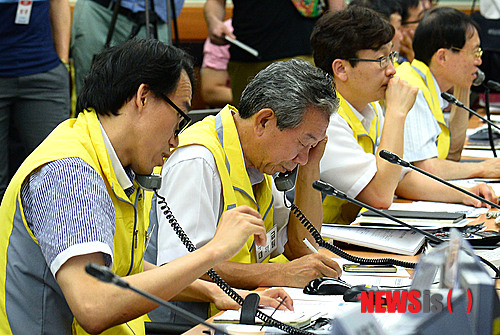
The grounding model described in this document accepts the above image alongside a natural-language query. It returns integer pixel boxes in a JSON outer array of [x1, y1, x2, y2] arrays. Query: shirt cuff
[[50, 241, 113, 277]]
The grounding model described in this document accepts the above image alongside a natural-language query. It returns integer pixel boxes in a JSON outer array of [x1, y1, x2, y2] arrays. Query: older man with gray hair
[[150, 60, 340, 301]]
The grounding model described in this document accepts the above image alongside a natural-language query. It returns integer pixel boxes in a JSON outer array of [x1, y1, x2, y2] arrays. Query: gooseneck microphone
[[378, 150, 500, 278], [85, 263, 229, 335], [487, 80, 500, 91], [379, 150, 500, 211], [312, 180, 443, 243], [441, 91, 500, 133]]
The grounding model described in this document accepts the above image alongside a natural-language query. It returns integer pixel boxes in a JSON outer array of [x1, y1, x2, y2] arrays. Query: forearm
[[447, 86, 470, 161], [356, 112, 405, 207], [284, 163, 322, 260], [201, 260, 285, 290], [58, 243, 229, 333], [396, 170, 470, 203], [171, 279, 221, 302], [413, 157, 484, 180], [49, 0, 71, 62], [204, 0, 226, 31]]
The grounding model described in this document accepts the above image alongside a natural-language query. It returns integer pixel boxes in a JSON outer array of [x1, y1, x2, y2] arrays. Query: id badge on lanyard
[[15, 0, 33, 25], [255, 225, 277, 263]]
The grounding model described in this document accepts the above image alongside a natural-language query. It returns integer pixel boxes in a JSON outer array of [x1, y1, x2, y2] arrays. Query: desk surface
[[182, 214, 500, 335]]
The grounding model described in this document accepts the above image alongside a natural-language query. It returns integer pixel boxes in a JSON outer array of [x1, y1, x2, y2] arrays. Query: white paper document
[[321, 225, 426, 256], [388, 201, 488, 218]]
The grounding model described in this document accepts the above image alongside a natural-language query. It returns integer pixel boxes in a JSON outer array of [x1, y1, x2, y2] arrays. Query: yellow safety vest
[[397, 59, 450, 158], [0, 110, 146, 335], [176, 105, 275, 264], [322, 95, 380, 224]]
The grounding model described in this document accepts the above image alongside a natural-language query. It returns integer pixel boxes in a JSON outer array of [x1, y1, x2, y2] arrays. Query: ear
[[332, 59, 348, 82], [254, 108, 276, 136], [432, 48, 448, 67], [135, 83, 151, 111]]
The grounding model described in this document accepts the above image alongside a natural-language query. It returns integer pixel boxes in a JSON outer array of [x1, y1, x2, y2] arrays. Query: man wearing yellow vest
[[310, 6, 497, 224], [0, 39, 291, 335], [398, 7, 500, 180], [153, 59, 342, 295]]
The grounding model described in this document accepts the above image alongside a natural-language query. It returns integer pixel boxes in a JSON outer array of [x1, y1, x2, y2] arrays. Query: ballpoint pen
[[303, 238, 319, 254]]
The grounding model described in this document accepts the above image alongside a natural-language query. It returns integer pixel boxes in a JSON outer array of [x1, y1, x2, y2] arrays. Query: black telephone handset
[[274, 167, 298, 192], [136, 174, 162, 191]]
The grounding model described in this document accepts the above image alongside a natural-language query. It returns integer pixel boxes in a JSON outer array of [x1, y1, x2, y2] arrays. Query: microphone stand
[[484, 80, 500, 156], [483, 85, 496, 157], [378, 150, 500, 278], [441, 91, 500, 134], [312, 180, 443, 244], [85, 263, 229, 335], [379, 150, 500, 211]]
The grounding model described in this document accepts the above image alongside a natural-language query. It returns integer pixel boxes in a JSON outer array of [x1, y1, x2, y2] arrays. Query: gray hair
[[238, 59, 339, 130]]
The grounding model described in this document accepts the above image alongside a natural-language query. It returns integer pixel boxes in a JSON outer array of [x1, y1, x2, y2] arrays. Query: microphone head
[[379, 150, 410, 167], [486, 80, 500, 92], [440, 91, 456, 104], [379, 150, 399, 164], [312, 180, 346, 199], [85, 263, 115, 283], [472, 69, 485, 86]]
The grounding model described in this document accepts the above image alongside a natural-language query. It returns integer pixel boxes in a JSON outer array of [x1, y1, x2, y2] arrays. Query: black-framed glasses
[[402, 19, 422, 25], [158, 92, 192, 136], [450, 46, 483, 59], [347, 51, 399, 69]]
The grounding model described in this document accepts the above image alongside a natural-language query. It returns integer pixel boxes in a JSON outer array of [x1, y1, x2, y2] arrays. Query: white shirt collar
[[345, 100, 376, 122], [99, 122, 134, 191], [344, 99, 377, 131]]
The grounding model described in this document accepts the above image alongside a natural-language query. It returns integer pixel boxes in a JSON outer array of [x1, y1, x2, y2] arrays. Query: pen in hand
[[303, 238, 342, 280], [303, 238, 319, 254]]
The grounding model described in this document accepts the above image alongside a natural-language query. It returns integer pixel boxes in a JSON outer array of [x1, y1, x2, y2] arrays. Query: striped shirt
[[20, 123, 136, 276]]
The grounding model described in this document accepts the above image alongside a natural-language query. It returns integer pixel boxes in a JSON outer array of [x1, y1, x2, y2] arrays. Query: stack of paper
[[213, 307, 320, 328], [354, 209, 470, 230], [321, 225, 426, 256]]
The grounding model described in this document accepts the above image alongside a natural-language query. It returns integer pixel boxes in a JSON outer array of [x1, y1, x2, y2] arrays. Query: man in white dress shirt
[[310, 6, 497, 224], [398, 7, 500, 180], [150, 60, 342, 298]]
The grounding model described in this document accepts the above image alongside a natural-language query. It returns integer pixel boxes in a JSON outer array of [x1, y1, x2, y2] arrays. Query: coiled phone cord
[[288, 201, 418, 269], [156, 191, 315, 335]]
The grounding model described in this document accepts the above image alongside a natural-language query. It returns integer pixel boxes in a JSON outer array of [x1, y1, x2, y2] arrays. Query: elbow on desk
[[357, 191, 393, 209], [367, 197, 392, 209]]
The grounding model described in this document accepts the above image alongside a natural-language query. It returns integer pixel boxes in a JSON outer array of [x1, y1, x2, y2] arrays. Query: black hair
[[396, 0, 420, 23], [348, 0, 402, 20], [311, 6, 394, 75], [413, 7, 480, 65], [76, 39, 195, 116]]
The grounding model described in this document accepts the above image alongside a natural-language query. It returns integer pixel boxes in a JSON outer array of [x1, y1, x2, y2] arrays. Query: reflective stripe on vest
[[322, 95, 380, 224]]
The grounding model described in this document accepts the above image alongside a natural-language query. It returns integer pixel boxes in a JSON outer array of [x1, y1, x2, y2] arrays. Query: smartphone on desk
[[343, 264, 397, 273]]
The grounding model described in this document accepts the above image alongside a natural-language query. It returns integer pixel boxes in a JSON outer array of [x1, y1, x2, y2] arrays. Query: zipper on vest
[[133, 229, 138, 249]]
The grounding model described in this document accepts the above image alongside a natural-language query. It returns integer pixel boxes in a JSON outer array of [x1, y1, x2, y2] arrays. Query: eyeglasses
[[450, 46, 483, 59], [347, 51, 399, 69], [402, 19, 421, 25], [158, 92, 192, 136]]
